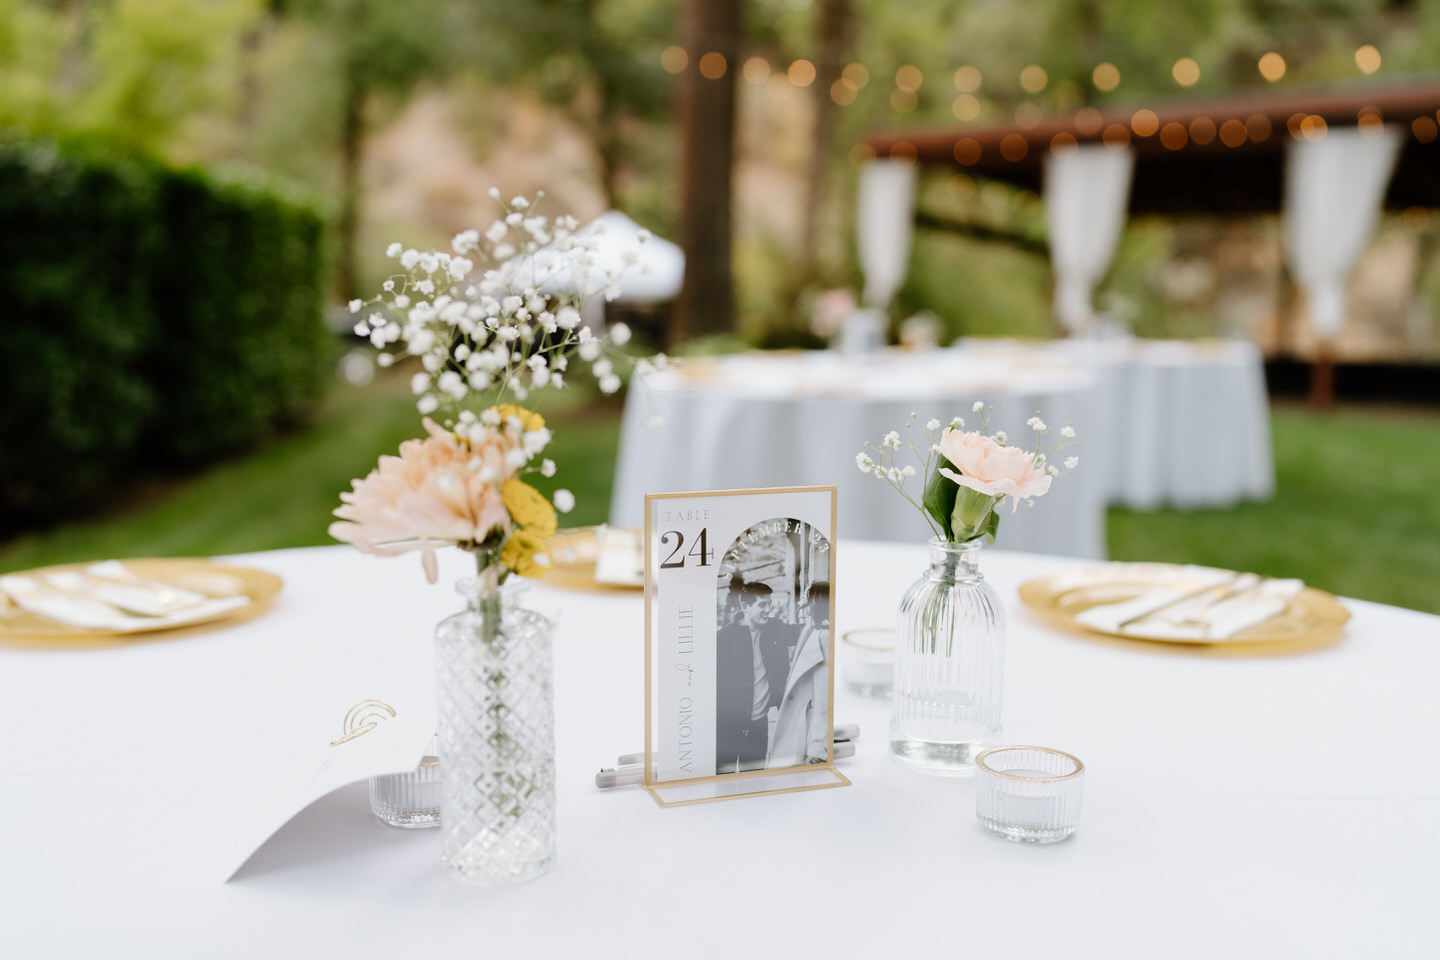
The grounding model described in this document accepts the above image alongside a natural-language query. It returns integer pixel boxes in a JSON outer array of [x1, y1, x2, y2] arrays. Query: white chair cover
[[1282, 126, 1403, 341], [856, 160, 917, 308], [1044, 145, 1135, 333]]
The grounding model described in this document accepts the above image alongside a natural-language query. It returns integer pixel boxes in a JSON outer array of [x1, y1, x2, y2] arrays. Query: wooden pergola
[[864, 82, 1440, 403], [865, 82, 1440, 215]]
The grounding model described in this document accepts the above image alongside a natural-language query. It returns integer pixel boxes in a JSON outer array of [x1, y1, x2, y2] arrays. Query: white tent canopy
[[577, 210, 685, 305]]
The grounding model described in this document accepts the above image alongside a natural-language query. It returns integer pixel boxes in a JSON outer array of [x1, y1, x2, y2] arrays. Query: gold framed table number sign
[[643, 485, 849, 807]]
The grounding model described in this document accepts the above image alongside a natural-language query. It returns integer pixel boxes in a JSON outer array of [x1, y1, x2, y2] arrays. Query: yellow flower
[[501, 528, 550, 578], [501, 478, 557, 539], [488, 404, 545, 433]]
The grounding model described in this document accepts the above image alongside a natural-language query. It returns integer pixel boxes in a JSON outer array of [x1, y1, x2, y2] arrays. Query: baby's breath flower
[[1065, 456, 1080, 470], [540, 459, 556, 478], [1061, 425, 1076, 439], [855, 452, 873, 473], [386, 242, 402, 257], [437, 371, 467, 400], [553, 489, 575, 512], [950, 417, 965, 429], [348, 299, 363, 313], [610, 322, 631, 346], [994, 430, 1007, 444], [925, 418, 941, 431], [972, 401, 985, 413]]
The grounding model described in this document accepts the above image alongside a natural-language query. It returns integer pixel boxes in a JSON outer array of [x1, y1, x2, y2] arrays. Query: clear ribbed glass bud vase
[[889, 538, 1005, 777], [435, 567, 556, 885]]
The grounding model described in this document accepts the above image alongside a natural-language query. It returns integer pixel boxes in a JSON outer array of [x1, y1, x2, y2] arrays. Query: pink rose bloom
[[937, 428, 1052, 512], [329, 418, 511, 582]]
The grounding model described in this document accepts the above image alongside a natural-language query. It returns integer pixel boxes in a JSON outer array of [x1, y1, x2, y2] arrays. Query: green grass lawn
[[3, 383, 1437, 614], [1107, 403, 1440, 614], [0, 370, 621, 572]]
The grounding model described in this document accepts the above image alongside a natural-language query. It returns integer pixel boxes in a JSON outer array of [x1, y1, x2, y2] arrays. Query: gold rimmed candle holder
[[975, 746, 1085, 844]]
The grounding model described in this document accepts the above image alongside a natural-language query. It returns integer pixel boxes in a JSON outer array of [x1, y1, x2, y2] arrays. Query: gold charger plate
[[1018, 562, 1350, 655], [0, 558, 283, 645], [539, 527, 643, 593]]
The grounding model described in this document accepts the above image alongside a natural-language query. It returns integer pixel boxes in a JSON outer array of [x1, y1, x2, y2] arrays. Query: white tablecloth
[[967, 337, 1276, 510], [2, 544, 1436, 958], [612, 351, 1106, 558]]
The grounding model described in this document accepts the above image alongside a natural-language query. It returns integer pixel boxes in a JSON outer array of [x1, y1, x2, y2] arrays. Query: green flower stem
[[471, 545, 503, 646], [950, 487, 998, 543]]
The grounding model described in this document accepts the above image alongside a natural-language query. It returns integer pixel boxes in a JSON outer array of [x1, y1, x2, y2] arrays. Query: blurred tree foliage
[[4, 0, 1439, 343], [282, 0, 466, 297], [461, 0, 677, 210], [0, 0, 259, 158]]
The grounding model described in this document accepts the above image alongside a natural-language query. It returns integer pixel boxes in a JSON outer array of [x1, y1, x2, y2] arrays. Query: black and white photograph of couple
[[714, 517, 831, 774]]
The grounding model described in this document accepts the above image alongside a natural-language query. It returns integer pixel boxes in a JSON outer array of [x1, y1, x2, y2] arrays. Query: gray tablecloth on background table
[[611, 350, 1106, 558]]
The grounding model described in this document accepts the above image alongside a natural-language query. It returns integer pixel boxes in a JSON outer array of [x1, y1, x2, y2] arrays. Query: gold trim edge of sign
[[645, 768, 852, 809]]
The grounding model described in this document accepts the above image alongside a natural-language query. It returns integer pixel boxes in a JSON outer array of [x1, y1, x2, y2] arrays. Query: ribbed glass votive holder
[[975, 746, 1085, 844], [369, 736, 441, 829], [841, 628, 896, 697]]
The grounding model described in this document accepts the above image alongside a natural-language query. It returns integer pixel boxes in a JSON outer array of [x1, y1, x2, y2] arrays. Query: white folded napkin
[[0, 561, 250, 632], [593, 528, 644, 587], [45, 561, 211, 617], [1072, 567, 1235, 634], [1075, 572, 1304, 641]]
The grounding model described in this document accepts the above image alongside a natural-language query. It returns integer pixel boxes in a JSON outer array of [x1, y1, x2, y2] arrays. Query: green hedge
[[0, 138, 329, 528]]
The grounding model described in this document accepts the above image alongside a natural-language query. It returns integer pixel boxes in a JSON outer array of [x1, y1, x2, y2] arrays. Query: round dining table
[[1, 543, 1435, 958], [611, 350, 1107, 558]]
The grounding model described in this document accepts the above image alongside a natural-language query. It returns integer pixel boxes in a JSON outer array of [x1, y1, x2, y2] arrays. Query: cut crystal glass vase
[[435, 567, 556, 885], [889, 538, 1005, 777]]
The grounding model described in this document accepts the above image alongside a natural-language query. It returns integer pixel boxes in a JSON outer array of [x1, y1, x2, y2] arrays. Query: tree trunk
[[237, 17, 266, 141], [1308, 341, 1336, 408], [673, 0, 742, 345], [578, 0, 622, 208], [337, 76, 363, 301], [798, 0, 853, 283]]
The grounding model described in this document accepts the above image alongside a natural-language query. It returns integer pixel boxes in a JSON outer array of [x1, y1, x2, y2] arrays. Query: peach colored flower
[[937, 428, 1052, 512], [329, 418, 512, 582]]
